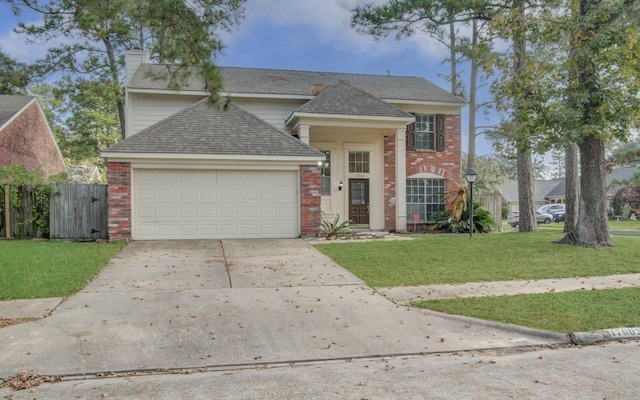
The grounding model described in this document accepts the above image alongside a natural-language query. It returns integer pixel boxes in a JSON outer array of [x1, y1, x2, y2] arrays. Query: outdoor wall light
[[339, 181, 344, 191], [465, 168, 478, 239]]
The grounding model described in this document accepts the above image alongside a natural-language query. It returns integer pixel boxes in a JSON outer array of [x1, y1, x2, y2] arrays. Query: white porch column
[[299, 125, 310, 145], [395, 128, 407, 232]]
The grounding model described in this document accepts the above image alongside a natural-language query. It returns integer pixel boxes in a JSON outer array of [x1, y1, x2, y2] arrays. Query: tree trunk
[[560, 136, 610, 247], [512, 0, 536, 232], [102, 36, 126, 138], [467, 19, 478, 170], [517, 151, 537, 231], [563, 143, 579, 232], [448, 21, 456, 95]]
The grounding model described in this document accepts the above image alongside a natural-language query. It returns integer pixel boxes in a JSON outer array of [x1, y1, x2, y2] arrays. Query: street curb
[[570, 327, 640, 345], [425, 308, 572, 344]]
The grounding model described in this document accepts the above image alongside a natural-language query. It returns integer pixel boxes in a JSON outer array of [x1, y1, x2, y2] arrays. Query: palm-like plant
[[432, 184, 495, 233], [321, 211, 353, 238]]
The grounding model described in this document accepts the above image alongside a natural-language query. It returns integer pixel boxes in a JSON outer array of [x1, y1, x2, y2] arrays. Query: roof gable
[[128, 65, 465, 105], [105, 99, 323, 158], [293, 81, 413, 119], [0, 95, 35, 129]]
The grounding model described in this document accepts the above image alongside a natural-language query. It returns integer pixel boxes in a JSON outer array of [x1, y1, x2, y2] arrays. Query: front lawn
[[0, 240, 126, 300], [414, 288, 640, 333], [314, 231, 640, 332], [313, 232, 640, 287]]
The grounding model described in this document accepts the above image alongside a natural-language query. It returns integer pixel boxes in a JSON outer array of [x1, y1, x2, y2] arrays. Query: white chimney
[[125, 49, 150, 85]]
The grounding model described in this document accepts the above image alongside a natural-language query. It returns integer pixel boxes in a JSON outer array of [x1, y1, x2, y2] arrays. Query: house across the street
[[102, 50, 465, 241]]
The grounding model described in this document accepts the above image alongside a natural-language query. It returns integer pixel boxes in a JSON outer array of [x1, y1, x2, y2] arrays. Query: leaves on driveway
[[0, 370, 61, 391]]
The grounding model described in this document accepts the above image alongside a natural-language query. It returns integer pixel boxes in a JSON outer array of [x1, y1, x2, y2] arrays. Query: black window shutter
[[436, 114, 446, 151], [406, 122, 415, 150]]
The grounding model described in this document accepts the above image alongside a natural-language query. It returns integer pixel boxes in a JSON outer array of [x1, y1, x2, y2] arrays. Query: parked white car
[[538, 204, 565, 214], [507, 211, 554, 227]]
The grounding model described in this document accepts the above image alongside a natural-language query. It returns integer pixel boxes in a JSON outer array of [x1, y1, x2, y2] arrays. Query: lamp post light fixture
[[338, 180, 344, 191], [465, 168, 478, 239]]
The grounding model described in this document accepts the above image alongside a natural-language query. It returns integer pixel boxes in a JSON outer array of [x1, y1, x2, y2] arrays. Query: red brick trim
[[383, 135, 396, 231], [106, 161, 132, 241], [300, 165, 321, 236]]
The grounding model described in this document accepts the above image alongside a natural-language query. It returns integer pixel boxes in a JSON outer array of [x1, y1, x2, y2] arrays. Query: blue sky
[[0, 0, 496, 156]]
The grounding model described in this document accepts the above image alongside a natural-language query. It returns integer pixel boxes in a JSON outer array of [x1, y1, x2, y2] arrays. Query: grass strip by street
[[0, 240, 126, 300], [412, 287, 640, 333], [313, 232, 640, 287]]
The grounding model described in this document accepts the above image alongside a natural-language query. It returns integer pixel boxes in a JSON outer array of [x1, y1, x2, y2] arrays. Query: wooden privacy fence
[[49, 184, 108, 240], [476, 192, 503, 232], [0, 184, 108, 241]]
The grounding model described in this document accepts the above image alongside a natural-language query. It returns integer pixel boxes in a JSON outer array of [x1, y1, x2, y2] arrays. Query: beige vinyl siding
[[233, 98, 306, 131], [129, 94, 204, 136]]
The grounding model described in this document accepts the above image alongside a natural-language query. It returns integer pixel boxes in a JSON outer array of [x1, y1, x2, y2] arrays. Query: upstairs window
[[415, 114, 435, 150], [407, 114, 446, 151]]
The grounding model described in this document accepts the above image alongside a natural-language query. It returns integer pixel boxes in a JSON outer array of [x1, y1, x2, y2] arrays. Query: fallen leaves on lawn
[[1, 371, 61, 391]]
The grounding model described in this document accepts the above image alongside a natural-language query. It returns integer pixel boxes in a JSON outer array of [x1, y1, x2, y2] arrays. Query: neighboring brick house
[[102, 50, 465, 241], [0, 95, 66, 177]]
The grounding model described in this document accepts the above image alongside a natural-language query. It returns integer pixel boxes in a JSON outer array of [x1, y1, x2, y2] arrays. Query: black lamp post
[[465, 169, 478, 239]]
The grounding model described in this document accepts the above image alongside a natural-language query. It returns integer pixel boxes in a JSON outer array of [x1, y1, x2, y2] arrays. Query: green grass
[[315, 229, 640, 332], [314, 232, 640, 287], [0, 240, 126, 300], [413, 288, 640, 333]]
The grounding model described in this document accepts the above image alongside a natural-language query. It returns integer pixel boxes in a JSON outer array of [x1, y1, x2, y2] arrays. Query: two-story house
[[103, 50, 464, 241]]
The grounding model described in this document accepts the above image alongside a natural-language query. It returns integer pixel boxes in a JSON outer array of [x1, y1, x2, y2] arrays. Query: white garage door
[[133, 170, 298, 240]]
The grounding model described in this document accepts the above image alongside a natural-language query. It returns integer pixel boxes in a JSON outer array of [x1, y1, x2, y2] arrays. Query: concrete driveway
[[0, 240, 566, 378]]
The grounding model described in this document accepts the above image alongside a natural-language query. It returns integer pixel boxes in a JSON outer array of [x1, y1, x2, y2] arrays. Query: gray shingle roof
[[104, 99, 323, 158], [128, 64, 465, 105], [500, 167, 640, 200], [293, 81, 413, 118], [0, 95, 34, 128], [606, 166, 640, 195]]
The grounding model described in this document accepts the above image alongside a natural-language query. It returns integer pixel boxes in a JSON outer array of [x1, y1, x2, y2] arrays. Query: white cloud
[[225, 0, 448, 62]]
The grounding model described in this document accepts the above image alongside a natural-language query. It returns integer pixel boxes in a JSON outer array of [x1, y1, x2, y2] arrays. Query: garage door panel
[[200, 189, 216, 201], [179, 207, 197, 218], [137, 207, 156, 218], [158, 207, 176, 218], [220, 189, 237, 201], [200, 207, 217, 218], [133, 170, 298, 239], [240, 189, 257, 201], [180, 189, 197, 201], [158, 188, 177, 201], [179, 225, 197, 236]]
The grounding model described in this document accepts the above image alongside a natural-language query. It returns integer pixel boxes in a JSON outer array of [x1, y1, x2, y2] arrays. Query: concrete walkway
[[378, 273, 640, 304]]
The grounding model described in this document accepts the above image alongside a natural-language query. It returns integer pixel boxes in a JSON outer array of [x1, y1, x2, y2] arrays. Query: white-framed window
[[349, 151, 370, 173], [406, 178, 446, 222], [320, 150, 331, 196], [415, 114, 435, 150]]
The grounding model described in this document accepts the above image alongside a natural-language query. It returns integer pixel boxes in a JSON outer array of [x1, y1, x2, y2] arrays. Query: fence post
[[3, 184, 10, 238]]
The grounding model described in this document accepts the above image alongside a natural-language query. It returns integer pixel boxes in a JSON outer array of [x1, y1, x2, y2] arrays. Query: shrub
[[320, 212, 353, 238]]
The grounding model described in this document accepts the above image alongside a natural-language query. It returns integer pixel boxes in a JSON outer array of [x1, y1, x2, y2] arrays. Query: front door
[[349, 179, 369, 225]]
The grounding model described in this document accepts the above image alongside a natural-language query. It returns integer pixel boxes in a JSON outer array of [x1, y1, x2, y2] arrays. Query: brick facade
[[620, 187, 640, 208], [383, 135, 397, 231], [300, 165, 322, 236], [107, 161, 132, 241], [405, 114, 462, 184], [383, 114, 462, 231], [0, 101, 65, 177]]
